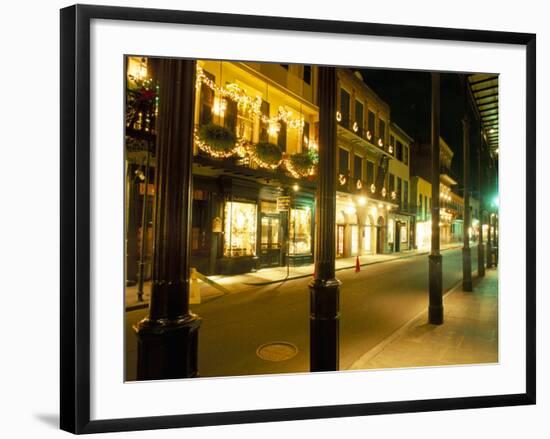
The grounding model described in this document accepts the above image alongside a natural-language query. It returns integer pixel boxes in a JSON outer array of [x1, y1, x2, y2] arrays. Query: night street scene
[[124, 57, 499, 381]]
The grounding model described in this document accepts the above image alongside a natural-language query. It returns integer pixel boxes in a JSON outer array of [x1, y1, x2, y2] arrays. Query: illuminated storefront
[[416, 221, 431, 251], [289, 207, 312, 256], [223, 201, 257, 257]]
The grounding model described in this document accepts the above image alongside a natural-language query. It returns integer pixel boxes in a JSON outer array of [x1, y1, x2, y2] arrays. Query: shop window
[[223, 201, 257, 257], [336, 224, 345, 257], [387, 219, 394, 244], [289, 207, 312, 255], [351, 225, 359, 255]]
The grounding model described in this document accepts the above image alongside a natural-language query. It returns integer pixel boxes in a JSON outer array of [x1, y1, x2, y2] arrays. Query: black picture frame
[[60, 4, 536, 434]]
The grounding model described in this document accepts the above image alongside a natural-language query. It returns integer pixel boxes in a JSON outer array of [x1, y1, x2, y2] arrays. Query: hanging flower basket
[[197, 123, 237, 157], [286, 152, 316, 178], [251, 142, 283, 169]]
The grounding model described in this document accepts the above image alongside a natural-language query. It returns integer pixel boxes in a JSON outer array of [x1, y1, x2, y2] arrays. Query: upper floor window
[[340, 89, 350, 128], [303, 65, 312, 85], [389, 173, 395, 192], [403, 180, 409, 208], [280, 64, 289, 70], [338, 148, 350, 175], [354, 155, 363, 181], [224, 99, 238, 134], [404, 145, 409, 165], [389, 135, 395, 154], [368, 110, 376, 136], [277, 120, 287, 152], [199, 70, 215, 126], [354, 100, 364, 134], [302, 121, 310, 150], [396, 140, 403, 161], [366, 160, 375, 186], [379, 119, 386, 142], [259, 100, 270, 143]]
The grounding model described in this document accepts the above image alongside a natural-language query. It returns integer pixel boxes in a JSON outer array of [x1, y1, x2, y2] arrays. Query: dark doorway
[[376, 216, 385, 254]]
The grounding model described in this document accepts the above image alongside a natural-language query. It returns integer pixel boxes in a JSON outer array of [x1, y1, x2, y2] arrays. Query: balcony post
[[486, 161, 494, 269], [462, 109, 473, 291], [309, 66, 341, 372], [134, 58, 201, 380], [429, 72, 443, 325], [477, 129, 485, 277]]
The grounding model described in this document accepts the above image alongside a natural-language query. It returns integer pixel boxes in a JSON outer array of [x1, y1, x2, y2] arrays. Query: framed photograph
[[60, 4, 536, 434]]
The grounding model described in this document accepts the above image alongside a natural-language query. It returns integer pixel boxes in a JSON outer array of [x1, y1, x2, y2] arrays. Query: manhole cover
[[256, 342, 298, 362]]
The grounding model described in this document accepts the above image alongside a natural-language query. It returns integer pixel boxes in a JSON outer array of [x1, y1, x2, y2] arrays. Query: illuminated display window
[[387, 219, 395, 244], [289, 207, 312, 255], [223, 201, 257, 257], [351, 225, 359, 255]]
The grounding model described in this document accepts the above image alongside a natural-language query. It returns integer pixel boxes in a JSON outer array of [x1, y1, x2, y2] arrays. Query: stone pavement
[[348, 267, 498, 370], [125, 242, 465, 309]]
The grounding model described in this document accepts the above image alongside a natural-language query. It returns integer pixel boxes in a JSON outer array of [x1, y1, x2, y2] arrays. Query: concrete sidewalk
[[126, 242, 467, 310], [348, 267, 498, 370]]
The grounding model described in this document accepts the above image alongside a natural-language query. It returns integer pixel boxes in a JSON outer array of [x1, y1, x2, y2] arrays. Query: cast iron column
[[477, 129, 485, 277], [135, 58, 201, 380], [486, 162, 494, 269], [309, 66, 341, 372], [462, 113, 473, 291], [429, 72, 443, 325]]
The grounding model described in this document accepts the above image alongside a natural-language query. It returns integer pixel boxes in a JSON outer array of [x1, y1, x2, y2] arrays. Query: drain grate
[[256, 342, 298, 362]]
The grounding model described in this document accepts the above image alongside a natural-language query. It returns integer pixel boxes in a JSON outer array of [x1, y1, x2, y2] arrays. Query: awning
[[467, 74, 499, 157]]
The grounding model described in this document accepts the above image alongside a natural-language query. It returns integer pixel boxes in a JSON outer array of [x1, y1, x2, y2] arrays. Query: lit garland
[[378, 138, 384, 147], [196, 66, 305, 130], [391, 191, 397, 200], [381, 187, 387, 197], [366, 130, 373, 141], [247, 144, 283, 170], [338, 174, 347, 185], [194, 132, 238, 158], [370, 184, 376, 193], [356, 179, 363, 189], [352, 121, 359, 133]]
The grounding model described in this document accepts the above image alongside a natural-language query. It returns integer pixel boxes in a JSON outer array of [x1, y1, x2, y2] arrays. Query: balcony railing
[[337, 119, 389, 154]]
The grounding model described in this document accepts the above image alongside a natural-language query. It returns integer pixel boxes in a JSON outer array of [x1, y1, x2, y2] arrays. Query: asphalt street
[[125, 246, 478, 380]]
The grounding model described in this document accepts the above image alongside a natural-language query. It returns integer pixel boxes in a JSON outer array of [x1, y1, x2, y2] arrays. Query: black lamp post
[[309, 66, 340, 372], [135, 58, 201, 380], [428, 72, 443, 325]]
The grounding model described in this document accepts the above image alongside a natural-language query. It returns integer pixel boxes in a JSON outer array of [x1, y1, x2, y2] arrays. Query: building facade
[[191, 60, 320, 275], [334, 69, 397, 258], [387, 122, 415, 252], [411, 175, 432, 251]]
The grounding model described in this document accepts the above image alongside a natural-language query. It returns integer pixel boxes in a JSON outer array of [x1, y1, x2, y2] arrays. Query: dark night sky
[[358, 68, 482, 196]]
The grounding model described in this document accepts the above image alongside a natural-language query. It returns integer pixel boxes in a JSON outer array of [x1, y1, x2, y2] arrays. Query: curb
[[241, 244, 463, 286], [125, 244, 467, 310]]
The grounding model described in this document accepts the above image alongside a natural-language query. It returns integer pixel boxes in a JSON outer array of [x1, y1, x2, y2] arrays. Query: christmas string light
[[196, 66, 305, 130]]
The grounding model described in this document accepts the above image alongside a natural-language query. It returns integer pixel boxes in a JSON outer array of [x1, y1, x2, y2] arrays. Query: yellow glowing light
[[293, 183, 300, 192], [356, 179, 363, 189], [268, 121, 281, 136], [370, 184, 376, 193], [352, 121, 359, 132], [378, 204, 383, 208], [358, 196, 367, 206], [381, 188, 387, 197], [378, 138, 384, 147], [345, 205, 356, 215], [339, 174, 347, 185], [336, 111, 342, 122], [212, 96, 227, 116], [366, 131, 372, 140]]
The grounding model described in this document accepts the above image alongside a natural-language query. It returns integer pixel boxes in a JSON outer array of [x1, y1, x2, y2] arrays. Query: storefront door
[[336, 224, 345, 257], [260, 214, 281, 267], [395, 221, 401, 252]]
